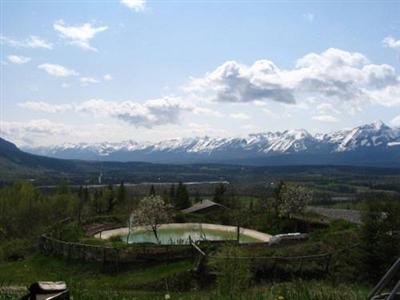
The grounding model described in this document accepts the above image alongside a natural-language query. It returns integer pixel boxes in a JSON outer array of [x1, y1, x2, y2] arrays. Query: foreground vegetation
[[0, 253, 369, 299]]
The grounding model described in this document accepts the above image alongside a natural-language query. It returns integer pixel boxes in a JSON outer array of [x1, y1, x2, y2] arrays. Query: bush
[[173, 212, 187, 223], [0, 238, 32, 261], [211, 244, 252, 298], [358, 200, 400, 283], [58, 223, 85, 242]]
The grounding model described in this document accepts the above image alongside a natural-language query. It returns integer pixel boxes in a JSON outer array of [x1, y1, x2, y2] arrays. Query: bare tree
[[129, 196, 170, 243]]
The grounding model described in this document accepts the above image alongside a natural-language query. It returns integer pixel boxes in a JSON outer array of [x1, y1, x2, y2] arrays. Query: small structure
[[181, 199, 226, 215], [22, 281, 69, 300], [268, 233, 309, 245]]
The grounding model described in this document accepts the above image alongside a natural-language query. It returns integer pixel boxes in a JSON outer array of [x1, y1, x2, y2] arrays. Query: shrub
[[211, 244, 252, 298]]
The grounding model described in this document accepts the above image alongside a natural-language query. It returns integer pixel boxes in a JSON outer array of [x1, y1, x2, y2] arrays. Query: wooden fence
[[38, 234, 194, 268], [191, 241, 359, 279]]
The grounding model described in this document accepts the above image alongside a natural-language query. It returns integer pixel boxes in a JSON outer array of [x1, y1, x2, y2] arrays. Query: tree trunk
[[126, 231, 131, 243], [152, 227, 160, 244]]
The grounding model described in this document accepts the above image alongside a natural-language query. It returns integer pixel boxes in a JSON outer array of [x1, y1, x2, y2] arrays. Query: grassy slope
[[0, 228, 370, 300], [0, 252, 369, 300], [0, 254, 191, 290]]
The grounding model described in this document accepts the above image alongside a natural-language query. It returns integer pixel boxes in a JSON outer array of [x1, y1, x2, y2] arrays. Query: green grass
[[0, 254, 192, 291], [0, 280, 369, 300], [0, 248, 368, 299]]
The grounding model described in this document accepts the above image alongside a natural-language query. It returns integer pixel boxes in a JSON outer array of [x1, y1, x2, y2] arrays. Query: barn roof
[[181, 199, 225, 214]]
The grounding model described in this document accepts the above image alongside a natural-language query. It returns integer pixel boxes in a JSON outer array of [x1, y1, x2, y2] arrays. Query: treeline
[[0, 180, 214, 260], [0, 181, 132, 261], [0, 182, 78, 260]]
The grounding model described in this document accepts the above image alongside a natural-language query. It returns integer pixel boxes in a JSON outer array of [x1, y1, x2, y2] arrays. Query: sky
[[1, 0, 400, 147]]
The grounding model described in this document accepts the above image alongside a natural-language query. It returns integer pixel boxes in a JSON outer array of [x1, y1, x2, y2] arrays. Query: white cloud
[[391, 114, 400, 127], [19, 98, 195, 128], [187, 123, 228, 136], [18, 101, 73, 113], [192, 106, 224, 117], [120, 0, 146, 11], [230, 113, 250, 120], [53, 20, 108, 51], [186, 60, 295, 104], [76, 98, 193, 128], [316, 103, 341, 114], [242, 124, 258, 130], [368, 85, 400, 107], [103, 74, 112, 80], [38, 63, 79, 77], [0, 119, 70, 145], [7, 55, 31, 64], [383, 36, 400, 51], [80, 77, 99, 85], [0, 35, 53, 49], [185, 48, 400, 107], [262, 108, 274, 116], [312, 115, 339, 122], [253, 100, 267, 107]]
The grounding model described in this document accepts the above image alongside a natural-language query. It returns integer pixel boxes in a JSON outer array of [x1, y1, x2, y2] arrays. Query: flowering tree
[[129, 196, 170, 243], [277, 183, 312, 218]]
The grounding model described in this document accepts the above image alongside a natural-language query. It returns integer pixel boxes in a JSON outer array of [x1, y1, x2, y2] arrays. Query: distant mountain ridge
[[22, 121, 400, 167]]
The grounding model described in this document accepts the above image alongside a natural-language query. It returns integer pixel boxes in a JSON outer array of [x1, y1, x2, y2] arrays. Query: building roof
[[181, 199, 225, 214]]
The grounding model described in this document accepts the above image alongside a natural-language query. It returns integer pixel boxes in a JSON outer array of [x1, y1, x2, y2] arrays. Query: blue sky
[[1, 0, 400, 146]]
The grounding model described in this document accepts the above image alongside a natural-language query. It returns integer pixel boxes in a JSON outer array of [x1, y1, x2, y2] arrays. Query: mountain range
[[22, 121, 400, 167]]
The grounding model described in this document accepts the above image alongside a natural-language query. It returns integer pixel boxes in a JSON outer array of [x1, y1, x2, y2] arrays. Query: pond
[[122, 227, 261, 244], [95, 223, 272, 245]]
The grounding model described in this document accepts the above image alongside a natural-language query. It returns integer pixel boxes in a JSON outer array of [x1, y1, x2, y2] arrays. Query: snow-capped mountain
[[22, 121, 400, 167]]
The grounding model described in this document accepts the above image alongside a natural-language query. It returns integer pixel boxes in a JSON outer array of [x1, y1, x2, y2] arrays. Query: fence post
[[115, 248, 120, 272], [325, 254, 332, 274], [298, 257, 304, 276], [67, 243, 71, 261], [271, 259, 278, 280]]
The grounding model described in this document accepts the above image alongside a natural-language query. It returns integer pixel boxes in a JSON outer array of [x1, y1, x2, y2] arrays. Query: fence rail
[[38, 234, 194, 267]]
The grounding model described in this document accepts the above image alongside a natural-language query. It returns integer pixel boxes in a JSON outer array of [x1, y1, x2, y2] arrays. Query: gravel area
[[307, 206, 362, 224]]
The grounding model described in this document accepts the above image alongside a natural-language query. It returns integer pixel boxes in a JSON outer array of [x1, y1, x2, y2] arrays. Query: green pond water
[[122, 227, 261, 244]]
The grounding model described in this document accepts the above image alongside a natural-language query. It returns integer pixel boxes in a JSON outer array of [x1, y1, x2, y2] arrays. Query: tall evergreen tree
[[77, 186, 84, 224], [149, 185, 156, 196], [92, 189, 101, 214], [213, 183, 227, 205], [169, 184, 176, 205], [106, 184, 115, 212], [83, 186, 90, 203], [194, 190, 201, 202], [162, 189, 169, 203], [175, 182, 190, 209], [273, 181, 285, 216], [117, 181, 126, 204]]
